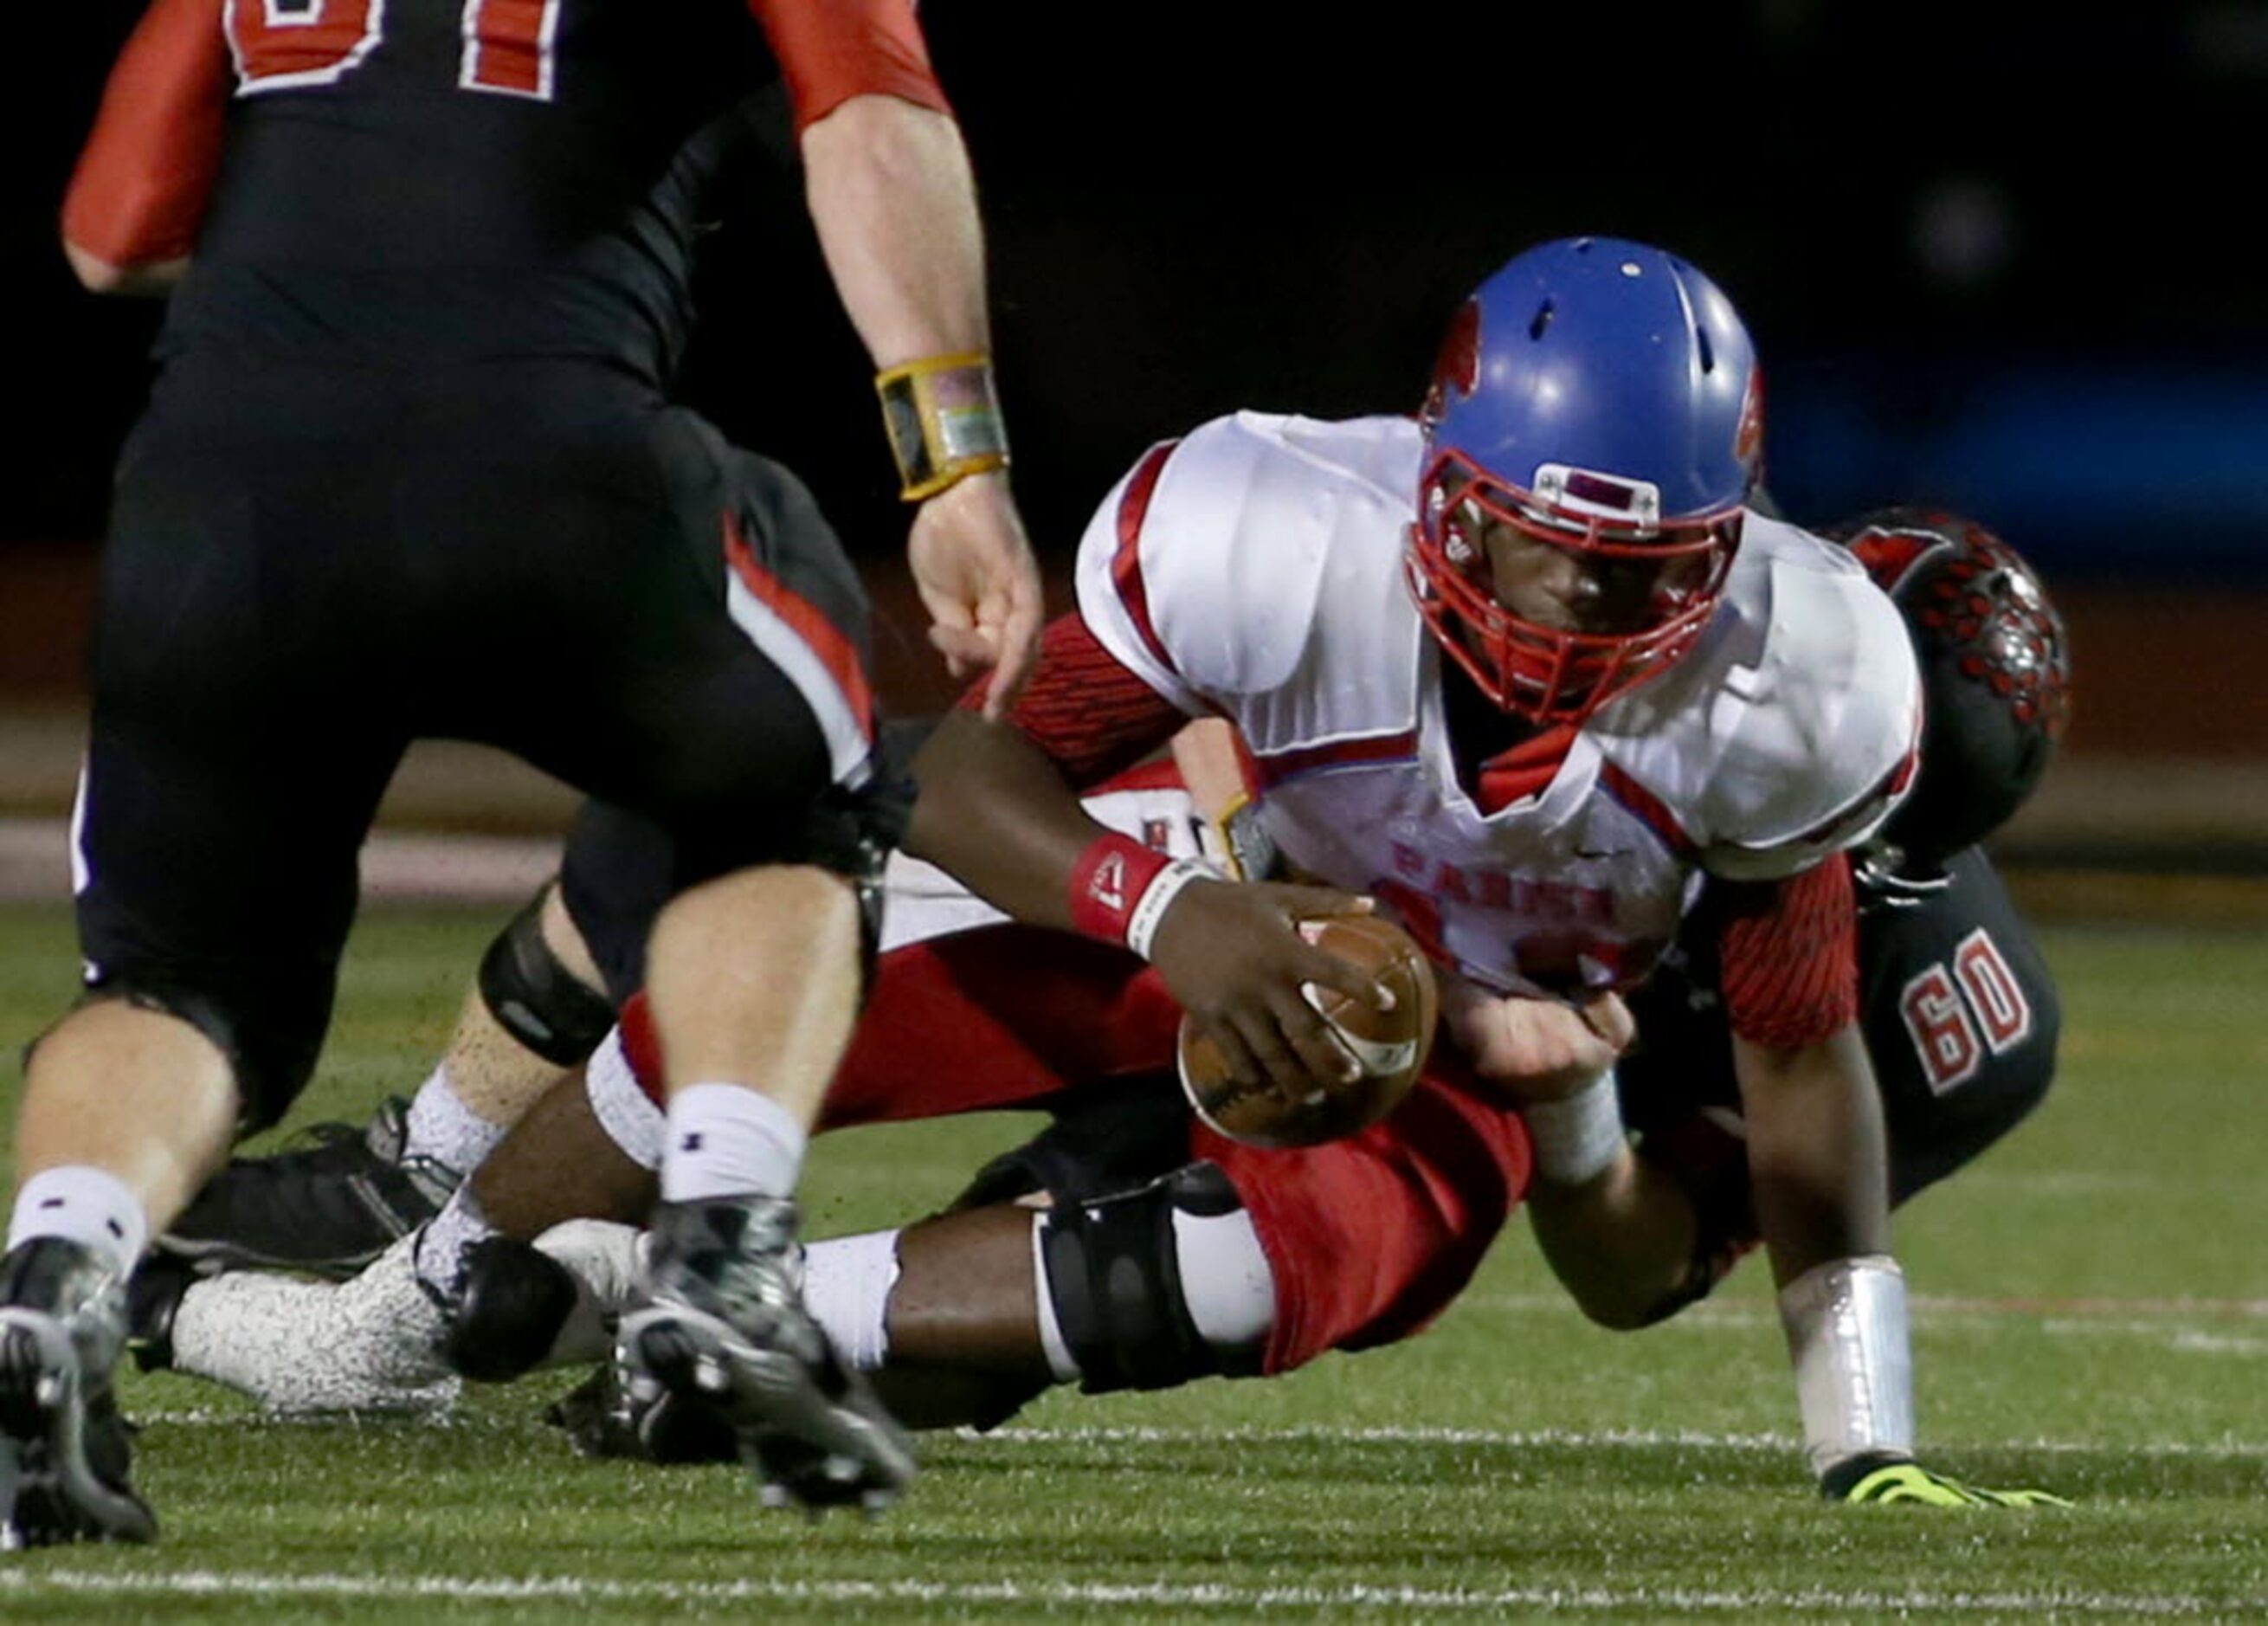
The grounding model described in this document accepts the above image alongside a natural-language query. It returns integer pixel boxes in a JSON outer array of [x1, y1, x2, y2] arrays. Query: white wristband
[[1778, 1255, 1917, 1478], [1523, 1069, 1626, 1185], [1124, 859, 1213, 960]]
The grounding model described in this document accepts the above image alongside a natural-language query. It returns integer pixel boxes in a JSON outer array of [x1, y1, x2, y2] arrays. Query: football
[[1177, 913, 1440, 1149]]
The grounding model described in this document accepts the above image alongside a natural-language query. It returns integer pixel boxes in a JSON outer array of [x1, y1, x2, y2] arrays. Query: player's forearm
[[1734, 1027, 1892, 1287], [1526, 1151, 1704, 1330], [800, 94, 989, 368], [1736, 1027, 1917, 1486], [905, 712, 1120, 932]]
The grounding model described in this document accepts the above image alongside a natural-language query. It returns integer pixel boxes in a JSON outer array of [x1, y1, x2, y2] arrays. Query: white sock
[[412, 1185, 495, 1300], [9, 1167, 147, 1274], [403, 1062, 511, 1174], [660, 1083, 806, 1203], [801, 1229, 901, 1372], [170, 1236, 458, 1415], [585, 1030, 664, 1171]]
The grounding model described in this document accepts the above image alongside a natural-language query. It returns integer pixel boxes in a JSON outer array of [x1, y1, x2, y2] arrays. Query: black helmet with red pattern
[[1826, 508, 2072, 894]]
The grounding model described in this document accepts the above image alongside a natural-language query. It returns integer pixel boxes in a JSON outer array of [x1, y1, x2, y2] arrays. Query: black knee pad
[[1036, 1162, 1258, 1394], [477, 888, 617, 1066]]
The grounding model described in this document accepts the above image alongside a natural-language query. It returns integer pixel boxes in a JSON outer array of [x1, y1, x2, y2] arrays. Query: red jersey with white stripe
[[1074, 411, 1920, 999]]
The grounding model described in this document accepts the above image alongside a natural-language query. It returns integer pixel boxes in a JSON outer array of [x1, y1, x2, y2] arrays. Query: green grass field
[[0, 901, 2262, 1622]]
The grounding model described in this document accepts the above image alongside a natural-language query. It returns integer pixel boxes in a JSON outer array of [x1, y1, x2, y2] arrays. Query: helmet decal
[[1830, 508, 2073, 883], [1419, 298, 1483, 430], [1734, 366, 1768, 474], [1845, 510, 2072, 739], [1842, 524, 1948, 597]]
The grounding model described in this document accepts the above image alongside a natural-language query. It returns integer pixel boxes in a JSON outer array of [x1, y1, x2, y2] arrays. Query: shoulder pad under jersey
[[1595, 515, 1921, 881], [1703, 517, 1921, 879], [1073, 412, 1422, 710]]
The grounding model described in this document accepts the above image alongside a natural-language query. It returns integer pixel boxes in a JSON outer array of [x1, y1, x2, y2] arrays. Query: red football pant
[[624, 922, 1532, 1374]]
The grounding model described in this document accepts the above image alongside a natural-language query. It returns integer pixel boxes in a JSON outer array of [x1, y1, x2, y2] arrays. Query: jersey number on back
[[225, 0, 561, 100], [1898, 928, 2031, 1094]]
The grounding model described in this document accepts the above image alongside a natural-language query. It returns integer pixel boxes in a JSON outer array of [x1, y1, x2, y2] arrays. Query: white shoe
[[167, 1234, 460, 1416]]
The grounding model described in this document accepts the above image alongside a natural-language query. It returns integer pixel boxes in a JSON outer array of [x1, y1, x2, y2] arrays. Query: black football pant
[[74, 357, 898, 1126]]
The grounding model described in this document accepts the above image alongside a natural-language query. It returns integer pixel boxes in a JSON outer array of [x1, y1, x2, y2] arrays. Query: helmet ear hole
[[1528, 301, 1555, 341]]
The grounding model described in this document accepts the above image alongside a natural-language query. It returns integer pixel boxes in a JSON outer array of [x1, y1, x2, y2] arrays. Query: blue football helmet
[[1408, 237, 1763, 723]]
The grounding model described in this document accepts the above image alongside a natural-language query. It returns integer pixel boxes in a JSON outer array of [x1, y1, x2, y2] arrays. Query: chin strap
[[1851, 840, 1954, 909]]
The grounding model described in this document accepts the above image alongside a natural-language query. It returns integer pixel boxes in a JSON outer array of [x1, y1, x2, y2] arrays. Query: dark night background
[[7, 2, 2267, 762]]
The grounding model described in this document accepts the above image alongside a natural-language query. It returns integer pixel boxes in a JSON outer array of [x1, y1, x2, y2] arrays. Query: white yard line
[[977, 1424, 2268, 1459], [119, 1411, 2268, 1457], [0, 1569, 2258, 1616], [1453, 1293, 2268, 1319]]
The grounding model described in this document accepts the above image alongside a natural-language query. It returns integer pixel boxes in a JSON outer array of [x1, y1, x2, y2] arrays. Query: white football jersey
[[1072, 411, 1921, 997]]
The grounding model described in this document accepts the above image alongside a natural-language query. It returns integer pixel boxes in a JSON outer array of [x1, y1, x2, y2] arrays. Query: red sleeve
[[1715, 854, 1859, 1050], [957, 614, 1190, 790], [61, 0, 231, 268], [748, 0, 951, 132]]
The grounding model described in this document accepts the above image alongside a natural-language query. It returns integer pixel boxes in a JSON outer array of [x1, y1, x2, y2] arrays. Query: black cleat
[[616, 1197, 916, 1513], [124, 1249, 200, 1373], [157, 1097, 459, 1279], [0, 1238, 157, 1547]]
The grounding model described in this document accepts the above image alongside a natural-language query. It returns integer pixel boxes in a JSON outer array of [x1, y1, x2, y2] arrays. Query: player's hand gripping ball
[[1177, 913, 1439, 1149]]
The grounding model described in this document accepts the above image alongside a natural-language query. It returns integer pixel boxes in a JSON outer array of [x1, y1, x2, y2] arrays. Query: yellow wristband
[[875, 352, 1010, 500]]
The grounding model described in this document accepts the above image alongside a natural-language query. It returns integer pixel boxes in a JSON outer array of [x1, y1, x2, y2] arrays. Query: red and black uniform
[[1619, 849, 2059, 1300], [64, 0, 945, 1124]]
